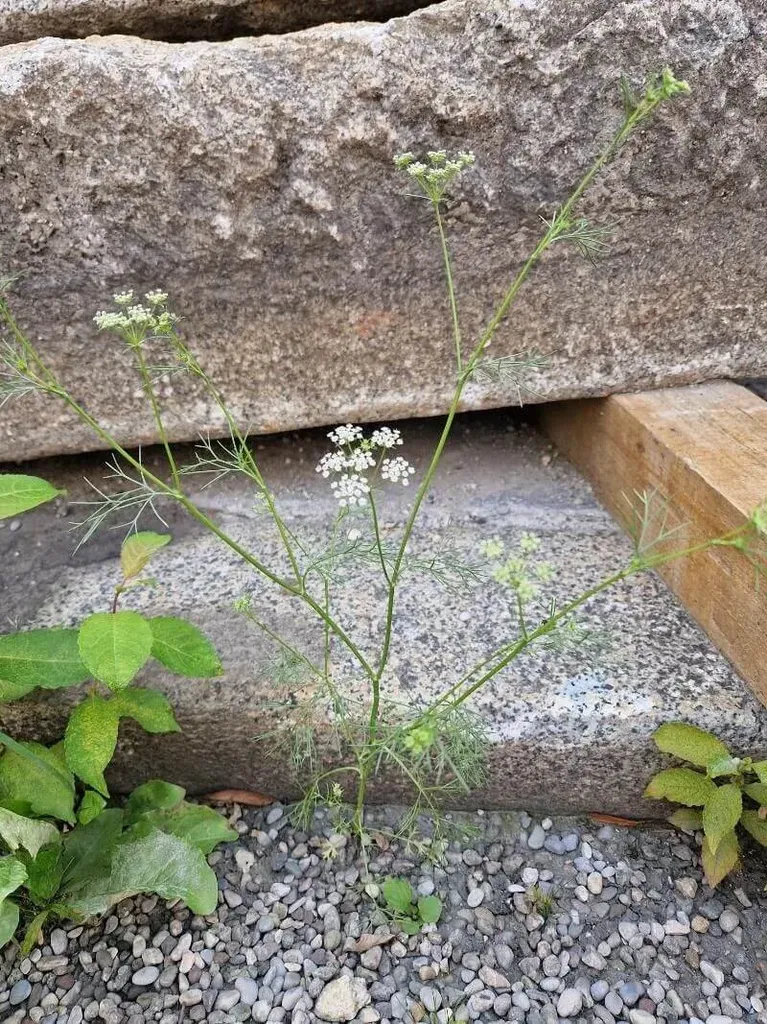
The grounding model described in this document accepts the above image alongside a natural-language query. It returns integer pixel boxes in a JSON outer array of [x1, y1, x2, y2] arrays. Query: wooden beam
[[537, 381, 767, 705]]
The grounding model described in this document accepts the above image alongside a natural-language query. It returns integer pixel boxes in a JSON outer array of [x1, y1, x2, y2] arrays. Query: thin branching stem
[[433, 199, 463, 373], [134, 347, 181, 493]]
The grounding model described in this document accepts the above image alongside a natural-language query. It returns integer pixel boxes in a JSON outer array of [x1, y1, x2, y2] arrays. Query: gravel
[[1, 804, 766, 1024]]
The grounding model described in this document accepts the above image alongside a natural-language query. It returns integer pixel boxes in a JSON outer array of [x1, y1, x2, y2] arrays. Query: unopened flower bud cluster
[[317, 424, 415, 507]]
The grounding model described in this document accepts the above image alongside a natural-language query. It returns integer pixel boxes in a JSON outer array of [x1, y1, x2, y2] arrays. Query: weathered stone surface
[[1, 0, 766, 462], [0, 0, 430, 46], [3, 410, 766, 813]]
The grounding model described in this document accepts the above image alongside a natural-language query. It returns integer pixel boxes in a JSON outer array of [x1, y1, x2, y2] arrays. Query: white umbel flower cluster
[[381, 456, 416, 485], [317, 424, 415, 507], [93, 289, 179, 341]]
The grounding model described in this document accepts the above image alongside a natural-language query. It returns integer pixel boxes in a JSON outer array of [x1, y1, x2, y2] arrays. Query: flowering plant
[[4, 69, 763, 853]]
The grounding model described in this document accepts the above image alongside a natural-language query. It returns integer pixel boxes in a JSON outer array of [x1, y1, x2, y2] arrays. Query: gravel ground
[[1, 805, 766, 1024]]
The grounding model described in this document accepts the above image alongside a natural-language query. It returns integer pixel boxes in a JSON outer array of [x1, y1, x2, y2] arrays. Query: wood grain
[[537, 382, 767, 705]]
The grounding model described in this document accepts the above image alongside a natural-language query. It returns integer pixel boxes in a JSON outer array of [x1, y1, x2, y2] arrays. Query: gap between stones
[[0, 0, 438, 47]]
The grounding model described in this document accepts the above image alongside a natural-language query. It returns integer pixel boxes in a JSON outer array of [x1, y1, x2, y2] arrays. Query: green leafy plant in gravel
[[645, 722, 767, 887], [379, 876, 443, 935], [3, 69, 766, 860], [0, 482, 235, 952]]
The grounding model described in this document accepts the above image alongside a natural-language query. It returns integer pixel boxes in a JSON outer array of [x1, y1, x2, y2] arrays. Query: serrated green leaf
[[60, 809, 124, 892], [701, 829, 739, 887], [0, 898, 19, 949], [112, 687, 179, 734], [24, 844, 63, 902], [78, 612, 153, 691], [752, 760, 767, 784], [149, 618, 222, 678], [0, 807, 59, 857], [78, 791, 107, 826], [0, 628, 89, 701], [740, 809, 767, 846], [668, 808, 703, 831], [120, 532, 171, 579], [124, 780, 186, 824], [652, 723, 730, 767], [64, 695, 120, 797], [0, 856, 26, 903], [703, 784, 742, 854], [65, 828, 219, 917], [0, 741, 76, 823], [417, 895, 442, 924], [131, 803, 237, 855], [382, 877, 413, 915], [0, 474, 61, 520], [644, 767, 717, 806]]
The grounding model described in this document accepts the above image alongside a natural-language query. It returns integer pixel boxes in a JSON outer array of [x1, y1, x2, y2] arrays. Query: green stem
[[134, 347, 181, 493], [434, 199, 463, 372], [53, 388, 379, 683]]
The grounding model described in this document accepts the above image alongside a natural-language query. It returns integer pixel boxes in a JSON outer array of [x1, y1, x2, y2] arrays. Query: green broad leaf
[[24, 844, 63, 902], [20, 910, 49, 956], [382, 877, 413, 915], [0, 741, 76, 823], [701, 829, 739, 887], [702, 784, 742, 854], [60, 809, 124, 892], [417, 895, 442, 924], [78, 791, 107, 826], [78, 611, 153, 691], [149, 618, 222, 678], [112, 687, 179, 734], [752, 760, 767, 784], [668, 808, 703, 831], [0, 628, 89, 701], [0, 856, 27, 902], [652, 722, 730, 768], [708, 756, 741, 779], [120, 532, 171, 580], [398, 917, 421, 935], [0, 807, 60, 857], [131, 803, 237, 855], [65, 828, 219, 918], [740, 809, 767, 846], [64, 695, 120, 797], [0, 899, 19, 949], [643, 767, 717, 807], [124, 780, 185, 824], [0, 474, 61, 520], [743, 783, 767, 807]]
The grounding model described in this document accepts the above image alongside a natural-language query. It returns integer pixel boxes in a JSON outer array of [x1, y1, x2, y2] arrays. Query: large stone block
[[0, 0, 765, 461], [2, 413, 766, 814], [0, 1, 431, 45]]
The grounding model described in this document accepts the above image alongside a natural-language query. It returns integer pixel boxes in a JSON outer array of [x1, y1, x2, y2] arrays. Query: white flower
[[127, 304, 154, 326], [113, 291, 134, 306], [371, 426, 403, 449], [346, 448, 376, 473], [347, 528, 362, 541], [328, 424, 363, 447], [381, 456, 416, 485], [315, 451, 347, 477], [145, 290, 168, 307], [93, 310, 128, 331], [330, 473, 370, 508]]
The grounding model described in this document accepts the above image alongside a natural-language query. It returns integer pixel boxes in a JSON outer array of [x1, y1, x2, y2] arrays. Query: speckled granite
[[2, 411, 766, 814]]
